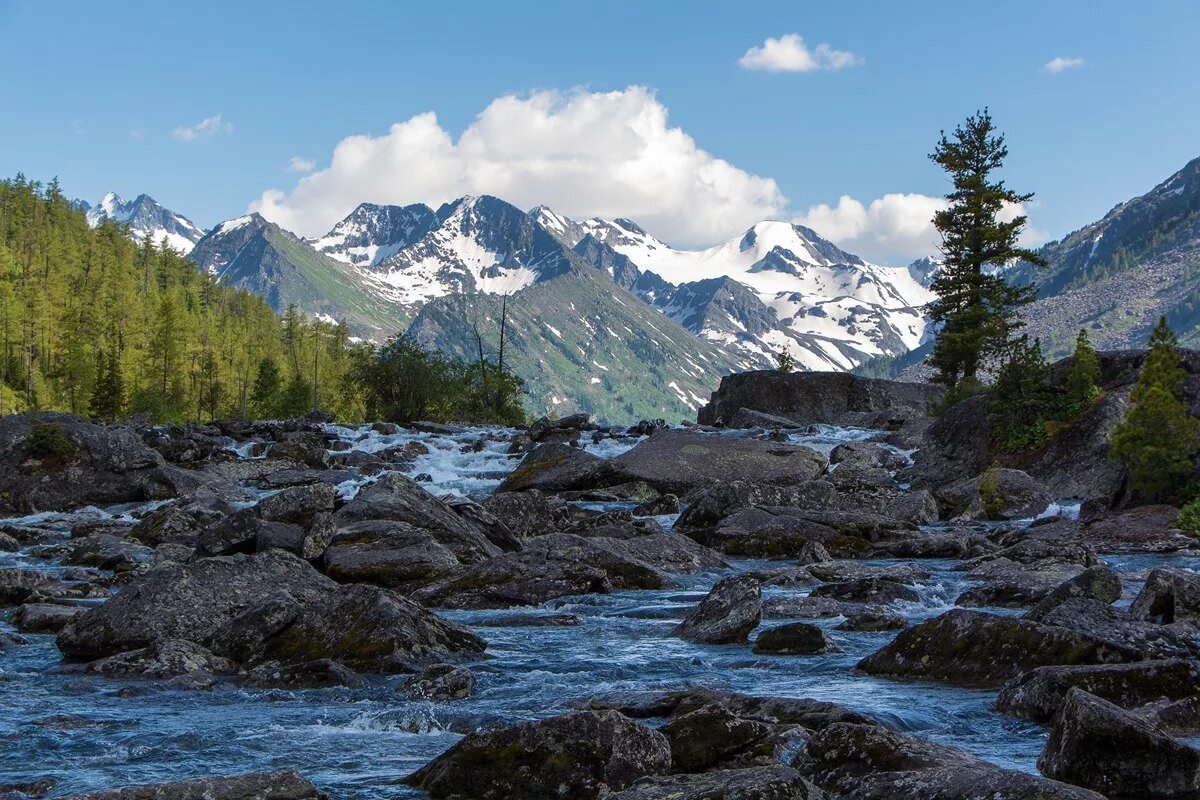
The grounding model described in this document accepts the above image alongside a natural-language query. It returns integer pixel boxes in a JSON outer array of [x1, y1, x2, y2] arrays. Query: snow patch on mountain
[[84, 191, 205, 254]]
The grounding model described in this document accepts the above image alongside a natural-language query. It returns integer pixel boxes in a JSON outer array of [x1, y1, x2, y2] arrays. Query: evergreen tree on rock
[[927, 109, 1045, 390]]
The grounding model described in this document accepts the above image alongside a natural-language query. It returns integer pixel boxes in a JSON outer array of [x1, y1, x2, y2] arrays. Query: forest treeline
[[0, 175, 524, 425]]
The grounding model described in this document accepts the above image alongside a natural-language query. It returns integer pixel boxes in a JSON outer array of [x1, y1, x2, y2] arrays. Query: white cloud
[[738, 33, 862, 73], [286, 156, 316, 173], [795, 193, 1046, 264], [129, 128, 144, 140], [1044, 56, 1085, 74], [172, 114, 233, 142], [252, 86, 787, 245]]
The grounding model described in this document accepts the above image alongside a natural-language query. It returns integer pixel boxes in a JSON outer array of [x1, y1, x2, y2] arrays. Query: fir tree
[[1064, 328, 1101, 410], [89, 348, 125, 422], [1110, 317, 1200, 499], [278, 373, 313, 419], [927, 109, 1045, 390], [250, 357, 282, 419], [987, 335, 1050, 451]]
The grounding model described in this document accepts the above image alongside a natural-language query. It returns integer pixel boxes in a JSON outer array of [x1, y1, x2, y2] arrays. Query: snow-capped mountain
[[539, 211, 934, 371], [82, 191, 205, 253], [310, 202, 437, 266]]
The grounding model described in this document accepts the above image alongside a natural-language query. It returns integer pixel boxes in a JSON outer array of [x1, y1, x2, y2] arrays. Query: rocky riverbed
[[3, 369, 1200, 799]]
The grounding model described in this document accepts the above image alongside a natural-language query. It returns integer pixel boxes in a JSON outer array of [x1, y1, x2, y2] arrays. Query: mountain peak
[[84, 191, 204, 254]]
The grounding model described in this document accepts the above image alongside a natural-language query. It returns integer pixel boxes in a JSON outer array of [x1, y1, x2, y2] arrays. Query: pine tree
[[927, 109, 1045, 390], [89, 348, 125, 422], [278, 373, 313, 419], [1064, 328, 1101, 410], [1110, 316, 1200, 499], [988, 335, 1050, 451], [250, 357, 282, 419]]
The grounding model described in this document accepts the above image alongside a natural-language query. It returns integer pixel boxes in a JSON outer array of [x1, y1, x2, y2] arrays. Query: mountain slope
[[407, 264, 744, 422], [189, 214, 406, 337], [1015, 155, 1200, 356], [311, 202, 437, 266], [82, 191, 204, 253]]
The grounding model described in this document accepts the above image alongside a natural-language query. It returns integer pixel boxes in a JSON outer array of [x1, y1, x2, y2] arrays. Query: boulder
[[496, 442, 626, 493], [753, 623, 840, 655], [401, 663, 475, 701], [936, 468, 1051, 520], [1023, 506, 1195, 554], [657, 704, 782, 772], [405, 710, 671, 800], [804, 722, 1102, 800], [12, 602, 81, 633], [810, 577, 920, 605], [62, 534, 154, 572], [857, 608, 1142, 688], [0, 568, 65, 606], [612, 430, 826, 495], [56, 551, 485, 674], [583, 688, 874, 730], [609, 766, 823, 800], [55, 770, 327, 799], [257, 483, 336, 524], [86, 639, 237, 680], [697, 371, 942, 428], [239, 659, 362, 689], [996, 659, 1200, 722], [1037, 597, 1200, 660], [413, 533, 669, 609], [837, 608, 907, 631], [0, 413, 177, 513], [1038, 688, 1200, 799], [481, 490, 570, 538], [674, 576, 762, 644], [1024, 565, 1123, 620], [1130, 568, 1200, 624], [632, 494, 680, 517], [321, 521, 466, 589]]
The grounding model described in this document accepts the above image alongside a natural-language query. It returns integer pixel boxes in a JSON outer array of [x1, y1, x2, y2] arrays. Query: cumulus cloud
[[738, 34, 862, 73], [286, 156, 316, 173], [252, 86, 787, 244], [172, 114, 233, 142], [1044, 56, 1085, 74], [795, 193, 1046, 264]]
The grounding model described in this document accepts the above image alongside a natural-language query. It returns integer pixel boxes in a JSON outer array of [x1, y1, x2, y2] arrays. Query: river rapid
[[2, 422, 1198, 797]]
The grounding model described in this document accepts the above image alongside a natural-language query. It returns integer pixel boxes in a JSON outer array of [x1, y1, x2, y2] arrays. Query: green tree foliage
[[1064, 328, 1101, 410], [978, 461, 1006, 520], [987, 335, 1051, 451], [250, 357, 282, 419], [1178, 498, 1200, 538], [1110, 316, 1200, 499], [776, 349, 795, 373], [927, 109, 1045, 389], [0, 175, 361, 423], [352, 334, 525, 425]]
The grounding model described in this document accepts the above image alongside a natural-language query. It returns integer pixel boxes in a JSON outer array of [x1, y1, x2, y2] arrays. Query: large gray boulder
[[1130, 567, 1200, 623], [996, 659, 1200, 722], [406, 710, 671, 800], [804, 722, 1103, 799], [674, 576, 762, 644], [57, 770, 327, 799], [936, 468, 1051, 520], [697, 371, 942, 428], [612, 430, 826, 495], [610, 766, 823, 800], [857, 608, 1142, 688], [1038, 688, 1200, 798], [496, 442, 627, 493], [56, 551, 485, 674]]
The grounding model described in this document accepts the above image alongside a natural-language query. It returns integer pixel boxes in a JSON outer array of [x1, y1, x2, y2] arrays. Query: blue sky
[[1, 0, 1196, 262]]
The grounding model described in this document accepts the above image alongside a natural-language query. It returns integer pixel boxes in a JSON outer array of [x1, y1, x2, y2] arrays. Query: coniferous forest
[[0, 175, 524, 425]]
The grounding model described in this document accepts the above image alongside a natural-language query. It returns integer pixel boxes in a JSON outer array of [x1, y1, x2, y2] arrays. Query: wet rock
[[256, 467, 358, 490], [610, 765, 823, 800], [257, 483, 336, 525], [996, 659, 1200, 722], [830, 441, 910, 471], [1025, 565, 1123, 620], [584, 688, 874, 730], [0, 777, 56, 798], [127, 505, 207, 547], [804, 721, 1102, 800], [797, 541, 832, 565], [612, 430, 826, 495], [1038, 597, 1200, 660], [763, 596, 862, 620], [256, 513, 335, 560], [0, 568, 65, 606], [481, 490, 570, 538], [57, 551, 485, 675], [440, 495, 522, 552], [0, 412, 178, 514], [193, 509, 264, 557], [1023, 505, 1196, 554], [401, 663, 474, 700], [55, 770, 328, 799], [321, 521, 463, 588], [86, 639, 236, 680], [63, 534, 154, 572], [857, 608, 1142, 688], [239, 659, 363, 689], [12, 602, 81, 633], [658, 704, 783, 772], [406, 710, 671, 800], [697, 371, 942, 429], [265, 434, 331, 469], [0, 631, 30, 651], [870, 529, 995, 559], [810, 576, 920, 606], [753, 623, 840, 654], [632, 494, 679, 517], [1038, 688, 1200, 799], [497, 442, 625, 493], [627, 419, 667, 437], [413, 533, 669, 609], [475, 613, 580, 628], [937, 468, 1051, 520], [837, 608, 907, 631], [1130, 567, 1200, 624], [674, 576, 761, 644]]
